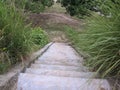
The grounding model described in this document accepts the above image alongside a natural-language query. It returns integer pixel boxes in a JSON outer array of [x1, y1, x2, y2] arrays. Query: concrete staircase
[[17, 43, 111, 90]]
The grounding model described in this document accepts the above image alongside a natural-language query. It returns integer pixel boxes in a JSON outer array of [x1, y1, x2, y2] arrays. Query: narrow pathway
[[17, 43, 110, 90]]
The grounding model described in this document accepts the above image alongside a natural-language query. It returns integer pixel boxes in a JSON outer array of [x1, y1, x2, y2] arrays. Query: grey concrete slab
[[26, 68, 96, 78], [31, 63, 88, 72], [37, 43, 83, 66], [35, 60, 83, 67], [17, 73, 111, 90], [17, 43, 111, 90]]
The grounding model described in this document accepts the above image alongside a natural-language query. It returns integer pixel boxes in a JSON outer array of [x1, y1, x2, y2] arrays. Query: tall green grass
[[65, 1, 120, 78], [31, 27, 49, 50], [0, 1, 32, 73], [25, 0, 45, 13], [0, 1, 49, 73]]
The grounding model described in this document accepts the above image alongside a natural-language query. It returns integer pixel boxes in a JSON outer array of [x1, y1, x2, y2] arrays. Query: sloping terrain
[[27, 12, 82, 42]]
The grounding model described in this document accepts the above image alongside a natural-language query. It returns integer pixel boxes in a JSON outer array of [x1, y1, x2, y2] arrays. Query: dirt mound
[[27, 13, 82, 42], [27, 13, 80, 28]]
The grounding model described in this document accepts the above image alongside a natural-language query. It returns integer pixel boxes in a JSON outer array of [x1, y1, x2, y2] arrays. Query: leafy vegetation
[[31, 27, 48, 49], [4, 0, 54, 13], [24, 0, 54, 13], [60, 0, 120, 17], [60, 0, 100, 16], [64, 0, 120, 78], [0, 1, 48, 74]]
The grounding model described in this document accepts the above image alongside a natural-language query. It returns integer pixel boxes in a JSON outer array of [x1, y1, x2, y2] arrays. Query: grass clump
[[25, 0, 45, 13], [26, 0, 54, 13], [64, 1, 120, 78], [31, 27, 49, 49], [0, 1, 49, 74], [0, 1, 31, 73]]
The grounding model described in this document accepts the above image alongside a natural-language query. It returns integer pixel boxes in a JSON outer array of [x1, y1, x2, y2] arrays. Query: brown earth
[[27, 13, 81, 28], [27, 13, 82, 42]]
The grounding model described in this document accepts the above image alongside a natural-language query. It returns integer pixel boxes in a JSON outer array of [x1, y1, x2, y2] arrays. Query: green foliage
[[24, 0, 54, 13], [61, 0, 98, 16], [0, 1, 49, 73], [25, 0, 45, 13], [41, 0, 54, 7], [3, 0, 54, 13], [64, 26, 84, 55], [0, 1, 32, 73], [31, 27, 49, 48], [0, 63, 9, 74], [65, 1, 120, 78], [61, 0, 120, 17]]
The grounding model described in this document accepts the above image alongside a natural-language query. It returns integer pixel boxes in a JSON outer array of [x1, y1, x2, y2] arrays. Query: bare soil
[[27, 13, 82, 42], [27, 13, 81, 28]]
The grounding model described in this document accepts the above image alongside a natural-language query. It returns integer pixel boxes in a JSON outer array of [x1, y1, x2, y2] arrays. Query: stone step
[[26, 68, 97, 78], [37, 43, 84, 67], [17, 73, 111, 90], [35, 60, 83, 67], [30, 63, 88, 72]]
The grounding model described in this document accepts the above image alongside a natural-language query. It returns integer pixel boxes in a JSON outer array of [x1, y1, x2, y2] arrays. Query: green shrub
[[41, 0, 54, 7], [65, 1, 120, 78], [80, 1, 120, 77], [25, 0, 45, 13], [18, 0, 54, 13], [61, 0, 99, 16], [82, 18, 120, 77], [0, 1, 32, 73], [31, 27, 49, 49], [0, 1, 49, 74]]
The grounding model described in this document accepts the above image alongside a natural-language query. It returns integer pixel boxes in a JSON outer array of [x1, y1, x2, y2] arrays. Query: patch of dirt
[[27, 13, 82, 42], [27, 13, 81, 28]]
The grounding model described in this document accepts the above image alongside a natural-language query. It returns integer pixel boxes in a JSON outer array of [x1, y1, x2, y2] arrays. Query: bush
[[31, 27, 49, 49], [0, 1, 49, 74], [25, 0, 45, 13], [1, 1, 31, 54], [61, 0, 99, 16], [41, 0, 54, 7], [24, 0, 54, 13], [0, 1, 49, 73], [65, 1, 120, 78]]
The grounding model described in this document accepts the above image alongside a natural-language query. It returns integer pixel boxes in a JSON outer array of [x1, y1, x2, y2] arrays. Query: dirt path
[[26, 3, 84, 43], [27, 12, 82, 42], [28, 13, 80, 28]]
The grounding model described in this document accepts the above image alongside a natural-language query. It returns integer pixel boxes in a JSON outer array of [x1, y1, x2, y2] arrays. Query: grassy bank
[[0, 1, 48, 74], [64, 9, 120, 78], [64, 1, 120, 78]]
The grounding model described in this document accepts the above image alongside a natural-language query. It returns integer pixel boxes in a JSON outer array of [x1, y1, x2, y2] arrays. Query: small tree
[[61, 0, 99, 16]]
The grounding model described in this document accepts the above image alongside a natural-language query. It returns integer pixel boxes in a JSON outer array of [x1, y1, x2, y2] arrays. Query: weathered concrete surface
[[18, 73, 110, 90], [35, 60, 83, 67], [0, 42, 53, 90], [26, 68, 96, 78], [17, 43, 111, 90], [38, 43, 84, 66], [31, 63, 88, 71]]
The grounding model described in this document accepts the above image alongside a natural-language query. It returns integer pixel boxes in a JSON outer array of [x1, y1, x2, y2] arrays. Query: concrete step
[[37, 43, 84, 67], [35, 60, 83, 67], [17, 73, 111, 90], [26, 68, 97, 78], [30, 63, 88, 72]]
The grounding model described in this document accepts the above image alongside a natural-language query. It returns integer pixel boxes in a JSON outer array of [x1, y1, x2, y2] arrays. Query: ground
[[27, 3, 82, 42]]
